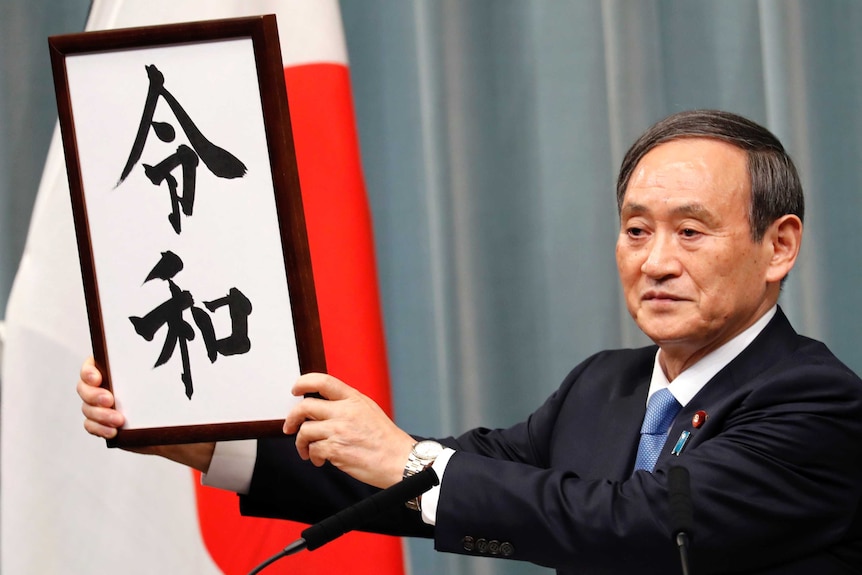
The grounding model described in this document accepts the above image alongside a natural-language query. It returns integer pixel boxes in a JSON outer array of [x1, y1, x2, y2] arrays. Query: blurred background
[[3, 1, 862, 574]]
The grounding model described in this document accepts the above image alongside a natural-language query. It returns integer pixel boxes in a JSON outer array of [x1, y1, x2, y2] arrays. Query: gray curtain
[[341, 2, 862, 574], [3, 2, 862, 575]]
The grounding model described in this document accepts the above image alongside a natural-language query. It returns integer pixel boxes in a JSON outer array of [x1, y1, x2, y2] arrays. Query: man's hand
[[285, 373, 416, 490], [77, 357, 215, 473], [78, 357, 127, 440]]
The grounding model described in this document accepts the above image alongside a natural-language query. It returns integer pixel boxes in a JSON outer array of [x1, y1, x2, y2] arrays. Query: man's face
[[615, 138, 778, 367]]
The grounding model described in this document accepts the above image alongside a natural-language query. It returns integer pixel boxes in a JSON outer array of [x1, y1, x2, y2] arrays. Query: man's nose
[[641, 233, 682, 279]]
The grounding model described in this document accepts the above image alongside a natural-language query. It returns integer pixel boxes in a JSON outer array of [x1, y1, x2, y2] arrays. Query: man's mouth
[[642, 290, 685, 302]]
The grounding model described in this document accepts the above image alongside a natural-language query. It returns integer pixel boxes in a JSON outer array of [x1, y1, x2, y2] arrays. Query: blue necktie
[[633, 388, 682, 472]]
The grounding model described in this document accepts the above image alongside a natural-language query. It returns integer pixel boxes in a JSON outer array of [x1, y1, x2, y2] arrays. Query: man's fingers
[[307, 442, 330, 468], [78, 356, 112, 408], [83, 414, 119, 439], [77, 356, 125, 439], [81, 402, 124, 429], [293, 419, 335, 463], [80, 357, 101, 386], [283, 396, 339, 435], [77, 379, 113, 407], [285, 373, 366, 435], [292, 372, 355, 401]]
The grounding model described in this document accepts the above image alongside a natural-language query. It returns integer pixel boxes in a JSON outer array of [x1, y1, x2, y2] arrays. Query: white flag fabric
[[1, 1, 402, 573]]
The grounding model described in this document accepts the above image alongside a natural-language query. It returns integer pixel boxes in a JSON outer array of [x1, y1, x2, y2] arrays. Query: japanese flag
[[0, 1, 401, 574]]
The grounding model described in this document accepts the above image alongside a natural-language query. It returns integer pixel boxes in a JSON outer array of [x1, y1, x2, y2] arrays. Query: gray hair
[[616, 110, 804, 242]]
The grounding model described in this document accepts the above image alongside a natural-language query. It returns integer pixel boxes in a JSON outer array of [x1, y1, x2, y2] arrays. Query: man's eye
[[627, 227, 644, 237], [681, 228, 700, 237]]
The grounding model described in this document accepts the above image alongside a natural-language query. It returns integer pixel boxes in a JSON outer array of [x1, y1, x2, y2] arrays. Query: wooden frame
[[49, 15, 325, 447]]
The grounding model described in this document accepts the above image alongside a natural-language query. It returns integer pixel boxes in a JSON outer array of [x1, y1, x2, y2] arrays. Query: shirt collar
[[647, 306, 777, 407]]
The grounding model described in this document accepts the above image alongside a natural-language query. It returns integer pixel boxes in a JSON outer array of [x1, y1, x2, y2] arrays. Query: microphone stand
[[248, 467, 439, 575], [248, 540, 305, 575], [676, 531, 692, 575]]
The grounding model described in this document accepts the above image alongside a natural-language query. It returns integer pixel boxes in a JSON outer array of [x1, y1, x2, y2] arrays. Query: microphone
[[248, 466, 440, 574], [668, 465, 694, 575]]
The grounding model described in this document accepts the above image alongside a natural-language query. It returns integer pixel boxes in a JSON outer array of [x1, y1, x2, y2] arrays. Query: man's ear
[[764, 214, 803, 283]]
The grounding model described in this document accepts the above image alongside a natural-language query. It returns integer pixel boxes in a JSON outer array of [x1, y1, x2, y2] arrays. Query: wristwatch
[[403, 440, 444, 510]]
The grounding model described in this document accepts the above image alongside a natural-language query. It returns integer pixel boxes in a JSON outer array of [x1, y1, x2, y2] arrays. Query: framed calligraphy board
[[49, 15, 325, 447]]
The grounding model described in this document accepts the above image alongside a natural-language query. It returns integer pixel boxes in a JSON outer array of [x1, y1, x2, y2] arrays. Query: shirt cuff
[[201, 439, 258, 494], [420, 447, 456, 525]]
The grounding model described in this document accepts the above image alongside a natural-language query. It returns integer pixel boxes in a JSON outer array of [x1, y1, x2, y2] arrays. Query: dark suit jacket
[[240, 308, 862, 574]]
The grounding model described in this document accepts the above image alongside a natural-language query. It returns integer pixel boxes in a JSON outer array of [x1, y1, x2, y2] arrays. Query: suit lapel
[[654, 307, 800, 469], [591, 385, 650, 479]]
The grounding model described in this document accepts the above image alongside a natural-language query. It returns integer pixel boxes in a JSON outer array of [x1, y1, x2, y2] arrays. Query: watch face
[[414, 440, 443, 460]]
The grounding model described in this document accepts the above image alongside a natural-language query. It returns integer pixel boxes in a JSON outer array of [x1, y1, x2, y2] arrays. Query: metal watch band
[[403, 441, 442, 510]]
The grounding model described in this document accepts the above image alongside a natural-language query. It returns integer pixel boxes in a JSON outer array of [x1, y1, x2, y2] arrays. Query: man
[[79, 110, 862, 574]]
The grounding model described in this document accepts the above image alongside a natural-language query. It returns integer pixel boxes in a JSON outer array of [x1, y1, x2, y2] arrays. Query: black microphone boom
[[668, 465, 694, 575], [248, 466, 440, 575], [303, 466, 439, 550]]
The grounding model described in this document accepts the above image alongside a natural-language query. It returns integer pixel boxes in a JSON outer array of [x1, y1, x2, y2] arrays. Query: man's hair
[[616, 109, 804, 242]]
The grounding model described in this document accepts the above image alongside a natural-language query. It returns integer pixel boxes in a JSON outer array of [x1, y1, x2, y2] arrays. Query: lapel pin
[[692, 410, 708, 428], [671, 430, 691, 456]]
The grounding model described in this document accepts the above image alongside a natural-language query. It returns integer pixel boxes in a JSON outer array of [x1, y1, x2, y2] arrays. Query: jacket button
[[462, 536, 475, 552], [488, 540, 501, 555], [500, 541, 515, 557], [476, 538, 489, 553]]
